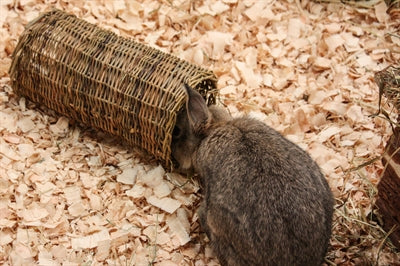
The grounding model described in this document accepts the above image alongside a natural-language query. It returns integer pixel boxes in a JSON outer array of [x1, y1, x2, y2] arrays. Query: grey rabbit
[[171, 84, 334, 266]]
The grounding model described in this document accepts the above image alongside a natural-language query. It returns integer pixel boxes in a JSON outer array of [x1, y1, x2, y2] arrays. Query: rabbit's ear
[[183, 84, 211, 135]]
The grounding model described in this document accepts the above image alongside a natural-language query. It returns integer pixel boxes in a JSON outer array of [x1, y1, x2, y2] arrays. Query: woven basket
[[375, 65, 400, 112], [385, 0, 400, 18], [9, 9, 218, 170]]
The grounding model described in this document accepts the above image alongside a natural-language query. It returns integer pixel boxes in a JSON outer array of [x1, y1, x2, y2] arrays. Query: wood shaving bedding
[[0, 0, 399, 265]]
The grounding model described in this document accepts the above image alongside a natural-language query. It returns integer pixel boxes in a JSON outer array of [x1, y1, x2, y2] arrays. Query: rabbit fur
[[171, 84, 334, 266]]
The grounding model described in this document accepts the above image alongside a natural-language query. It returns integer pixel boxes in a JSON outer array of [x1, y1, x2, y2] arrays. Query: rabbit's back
[[194, 117, 334, 266]]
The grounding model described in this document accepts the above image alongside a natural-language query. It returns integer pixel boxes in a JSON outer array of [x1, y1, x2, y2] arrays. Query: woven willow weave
[[385, 0, 400, 18], [9, 9, 218, 169], [375, 65, 400, 112]]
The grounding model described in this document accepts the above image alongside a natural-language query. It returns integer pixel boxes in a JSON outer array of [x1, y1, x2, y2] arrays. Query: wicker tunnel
[[9, 9, 218, 170]]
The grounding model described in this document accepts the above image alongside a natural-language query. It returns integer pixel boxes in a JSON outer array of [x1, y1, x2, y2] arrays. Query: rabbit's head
[[171, 84, 229, 174]]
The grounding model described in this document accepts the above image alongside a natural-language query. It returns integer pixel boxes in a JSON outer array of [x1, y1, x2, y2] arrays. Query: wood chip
[[166, 212, 190, 246], [117, 167, 139, 184], [71, 230, 111, 249], [146, 195, 181, 214]]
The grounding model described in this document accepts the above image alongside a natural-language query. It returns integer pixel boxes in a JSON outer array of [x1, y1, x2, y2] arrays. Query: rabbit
[[171, 84, 334, 266]]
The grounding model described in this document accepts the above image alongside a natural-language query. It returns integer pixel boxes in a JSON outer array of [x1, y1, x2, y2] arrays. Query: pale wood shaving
[[146, 195, 182, 215]]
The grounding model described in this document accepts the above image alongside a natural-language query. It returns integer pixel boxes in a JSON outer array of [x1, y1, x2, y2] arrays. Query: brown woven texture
[[375, 65, 400, 112], [9, 9, 218, 169], [385, 0, 400, 18]]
